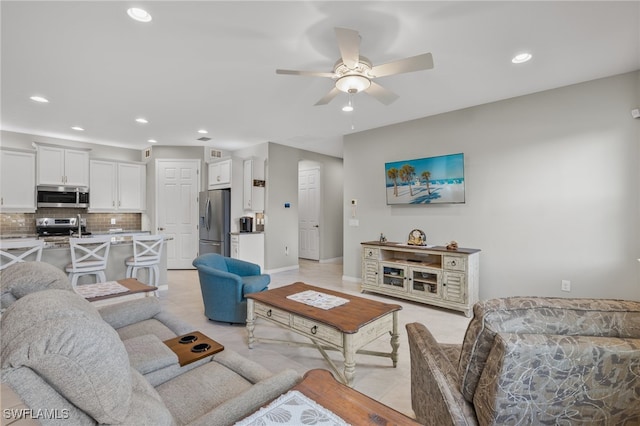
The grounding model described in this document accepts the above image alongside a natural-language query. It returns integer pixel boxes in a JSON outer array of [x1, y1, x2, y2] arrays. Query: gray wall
[[343, 71, 640, 301], [266, 142, 344, 271]]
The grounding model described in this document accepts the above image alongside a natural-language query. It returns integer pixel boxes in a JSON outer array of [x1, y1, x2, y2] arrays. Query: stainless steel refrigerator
[[198, 189, 231, 256]]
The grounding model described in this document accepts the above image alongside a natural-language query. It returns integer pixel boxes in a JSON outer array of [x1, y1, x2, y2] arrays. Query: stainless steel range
[[36, 217, 89, 237]]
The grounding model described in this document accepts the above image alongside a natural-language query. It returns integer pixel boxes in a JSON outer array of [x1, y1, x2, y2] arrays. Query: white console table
[[361, 241, 480, 317]]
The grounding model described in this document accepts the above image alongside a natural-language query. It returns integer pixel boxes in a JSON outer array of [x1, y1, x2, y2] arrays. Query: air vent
[[197, 136, 212, 141]]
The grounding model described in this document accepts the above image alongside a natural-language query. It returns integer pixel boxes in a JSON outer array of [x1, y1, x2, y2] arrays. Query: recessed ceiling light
[[136, 118, 149, 124], [127, 8, 152, 23], [512, 52, 532, 64], [148, 139, 157, 143], [30, 96, 49, 103], [198, 129, 208, 134], [71, 126, 84, 131], [342, 104, 353, 112]]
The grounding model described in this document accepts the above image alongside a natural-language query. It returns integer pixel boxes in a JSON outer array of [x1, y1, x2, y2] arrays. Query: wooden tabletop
[[84, 278, 157, 302], [292, 369, 420, 425], [246, 282, 401, 334], [362, 241, 481, 254]]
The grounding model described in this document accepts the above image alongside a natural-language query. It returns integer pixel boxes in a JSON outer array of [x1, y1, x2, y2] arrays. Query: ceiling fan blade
[[276, 69, 335, 78], [365, 81, 399, 105], [314, 87, 341, 106], [334, 27, 360, 69], [371, 53, 434, 78]]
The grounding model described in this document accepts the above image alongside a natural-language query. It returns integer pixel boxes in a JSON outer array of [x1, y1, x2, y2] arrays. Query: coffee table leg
[[390, 311, 399, 367], [344, 335, 356, 387], [247, 299, 255, 349]]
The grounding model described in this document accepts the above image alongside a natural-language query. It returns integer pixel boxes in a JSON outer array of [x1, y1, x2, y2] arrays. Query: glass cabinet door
[[409, 267, 441, 299], [380, 263, 407, 291]]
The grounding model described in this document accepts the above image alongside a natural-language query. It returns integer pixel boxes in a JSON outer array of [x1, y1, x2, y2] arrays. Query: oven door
[[37, 186, 89, 208]]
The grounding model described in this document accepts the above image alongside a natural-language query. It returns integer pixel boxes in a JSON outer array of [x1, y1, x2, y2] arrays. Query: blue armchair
[[192, 253, 270, 324]]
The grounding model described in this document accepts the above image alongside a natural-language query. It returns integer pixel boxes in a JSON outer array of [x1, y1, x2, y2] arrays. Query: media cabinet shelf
[[361, 241, 480, 317]]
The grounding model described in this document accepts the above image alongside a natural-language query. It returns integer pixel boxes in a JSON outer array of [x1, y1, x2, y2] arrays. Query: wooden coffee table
[[246, 282, 402, 387], [292, 369, 420, 425]]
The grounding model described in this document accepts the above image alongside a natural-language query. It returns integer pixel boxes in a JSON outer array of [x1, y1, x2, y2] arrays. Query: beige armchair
[[406, 297, 640, 425]]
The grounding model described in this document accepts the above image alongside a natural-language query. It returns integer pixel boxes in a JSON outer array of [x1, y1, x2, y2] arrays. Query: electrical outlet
[[561, 280, 571, 292], [110, 218, 116, 225]]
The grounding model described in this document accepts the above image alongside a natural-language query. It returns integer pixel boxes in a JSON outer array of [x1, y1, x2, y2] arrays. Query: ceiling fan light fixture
[[335, 75, 370, 93]]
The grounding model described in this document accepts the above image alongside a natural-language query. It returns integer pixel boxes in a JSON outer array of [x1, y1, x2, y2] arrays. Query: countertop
[[0, 231, 174, 249]]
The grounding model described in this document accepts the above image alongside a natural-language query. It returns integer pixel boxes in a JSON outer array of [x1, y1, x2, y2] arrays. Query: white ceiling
[[2, 1, 639, 158]]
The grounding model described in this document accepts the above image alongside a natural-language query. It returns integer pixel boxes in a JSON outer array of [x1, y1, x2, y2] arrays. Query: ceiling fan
[[276, 27, 434, 106]]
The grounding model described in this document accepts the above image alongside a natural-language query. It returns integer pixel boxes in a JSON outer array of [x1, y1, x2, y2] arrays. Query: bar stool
[[65, 236, 111, 289], [125, 234, 163, 293], [0, 239, 44, 270]]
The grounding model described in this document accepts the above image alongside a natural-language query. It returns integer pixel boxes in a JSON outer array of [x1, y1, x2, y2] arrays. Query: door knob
[[157, 227, 165, 231]]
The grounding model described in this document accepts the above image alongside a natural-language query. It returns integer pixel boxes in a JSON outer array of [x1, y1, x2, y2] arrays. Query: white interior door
[[156, 160, 199, 269], [299, 166, 320, 260]]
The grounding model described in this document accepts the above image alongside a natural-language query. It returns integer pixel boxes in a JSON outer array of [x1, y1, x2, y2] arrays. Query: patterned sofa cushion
[[1, 290, 132, 423], [473, 332, 640, 425], [458, 297, 640, 402]]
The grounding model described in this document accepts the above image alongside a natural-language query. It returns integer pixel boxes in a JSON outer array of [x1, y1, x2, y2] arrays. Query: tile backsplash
[[0, 209, 142, 235]]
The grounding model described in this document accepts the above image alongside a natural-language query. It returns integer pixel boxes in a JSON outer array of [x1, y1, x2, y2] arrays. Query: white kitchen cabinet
[[208, 158, 232, 189], [89, 160, 146, 212], [36, 144, 89, 186], [0, 149, 36, 212], [361, 241, 480, 317], [243, 158, 265, 211], [230, 232, 264, 271]]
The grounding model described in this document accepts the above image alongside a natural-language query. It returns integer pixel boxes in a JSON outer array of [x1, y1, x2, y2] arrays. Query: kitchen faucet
[[77, 213, 82, 237]]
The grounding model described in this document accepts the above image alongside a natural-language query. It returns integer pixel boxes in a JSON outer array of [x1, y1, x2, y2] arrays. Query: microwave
[[37, 185, 90, 208]]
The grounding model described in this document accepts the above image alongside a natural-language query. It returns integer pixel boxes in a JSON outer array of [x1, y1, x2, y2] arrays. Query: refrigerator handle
[[205, 197, 211, 231]]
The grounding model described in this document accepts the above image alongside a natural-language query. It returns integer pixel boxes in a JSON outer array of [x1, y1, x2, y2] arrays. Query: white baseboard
[[264, 265, 300, 275], [319, 256, 343, 264], [342, 275, 361, 283]]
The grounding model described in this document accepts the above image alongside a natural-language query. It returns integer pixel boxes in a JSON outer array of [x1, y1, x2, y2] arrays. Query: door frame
[[155, 158, 201, 269]]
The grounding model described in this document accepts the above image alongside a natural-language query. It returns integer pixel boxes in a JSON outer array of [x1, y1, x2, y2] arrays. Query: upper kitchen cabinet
[[36, 144, 90, 186], [243, 158, 265, 211], [89, 160, 146, 212], [208, 158, 232, 190], [0, 148, 36, 213]]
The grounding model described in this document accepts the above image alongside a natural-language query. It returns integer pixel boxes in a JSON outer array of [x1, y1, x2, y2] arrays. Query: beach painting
[[385, 153, 465, 205]]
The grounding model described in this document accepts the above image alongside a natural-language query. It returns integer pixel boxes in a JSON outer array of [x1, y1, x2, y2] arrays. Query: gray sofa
[[407, 297, 640, 425], [1, 262, 301, 425]]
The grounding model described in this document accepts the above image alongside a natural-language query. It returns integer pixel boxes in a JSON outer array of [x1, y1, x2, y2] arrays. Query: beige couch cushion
[[0, 262, 72, 311], [1, 290, 132, 423]]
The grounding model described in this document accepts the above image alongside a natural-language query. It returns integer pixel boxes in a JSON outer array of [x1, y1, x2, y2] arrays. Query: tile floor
[[160, 259, 472, 419]]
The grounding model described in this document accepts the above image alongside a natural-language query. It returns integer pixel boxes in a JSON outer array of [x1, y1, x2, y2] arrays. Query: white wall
[[343, 71, 640, 301]]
